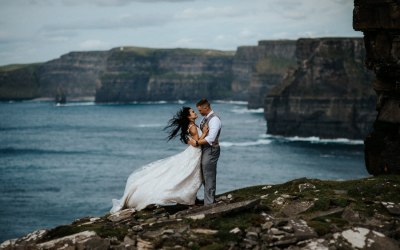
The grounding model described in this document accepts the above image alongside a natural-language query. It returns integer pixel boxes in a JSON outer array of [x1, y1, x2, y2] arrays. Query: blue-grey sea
[[0, 101, 369, 242]]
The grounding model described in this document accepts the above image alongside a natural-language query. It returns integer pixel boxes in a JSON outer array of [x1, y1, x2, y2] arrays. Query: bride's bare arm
[[188, 124, 209, 146], [189, 125, 200, 141]]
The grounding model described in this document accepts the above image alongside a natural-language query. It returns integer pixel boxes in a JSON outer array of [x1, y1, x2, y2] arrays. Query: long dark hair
[[164, 106, 191, 144]]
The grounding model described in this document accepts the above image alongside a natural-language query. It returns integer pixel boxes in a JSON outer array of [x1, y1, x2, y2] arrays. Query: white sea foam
[[136, 124, 163, 128], [232, 107, 264, 114], [220, 139, 272, 147], [55, 102, 95, 107], [261, 134, 364, 145], [95, 101, 169, 105], [138, 101, 168, 104], [214, 100, 248, 105]]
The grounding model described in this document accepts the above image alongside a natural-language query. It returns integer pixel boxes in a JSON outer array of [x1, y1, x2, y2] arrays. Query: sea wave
[[232, 107, 264, 114], [136, 124, 164, 128], [214, 100, 248, 105], [261, 134, 364, 145], [220, 139, 272, 147], [55, 102, 95, 107], [1, 187, 61, 193], [0, 147, 91, 155], [95, 101, 169, 105]]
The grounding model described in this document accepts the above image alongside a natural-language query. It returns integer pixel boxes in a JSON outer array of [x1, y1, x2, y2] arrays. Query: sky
[[0, 0, 360, 66]]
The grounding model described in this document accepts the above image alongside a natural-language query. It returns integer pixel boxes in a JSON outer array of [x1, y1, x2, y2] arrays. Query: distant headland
[[0, 37, 375, 139]]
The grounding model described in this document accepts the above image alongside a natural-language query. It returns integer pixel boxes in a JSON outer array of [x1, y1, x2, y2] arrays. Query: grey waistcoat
[[200, 113, 221, 146]]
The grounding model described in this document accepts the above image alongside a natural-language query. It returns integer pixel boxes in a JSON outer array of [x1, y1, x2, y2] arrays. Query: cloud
[[41, 13, 171, 31], [0, 0, 361, 65], [175, 6, 241, 20], [174, 38, 195, 47], [79, 39, 109, 49], [239, 29, 256, 39], [333, 0, 351, 5], [21, 0, 195, 6], [215, 35, 225, 41]]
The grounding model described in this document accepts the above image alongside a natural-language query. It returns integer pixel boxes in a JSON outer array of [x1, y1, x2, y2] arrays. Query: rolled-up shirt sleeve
[[204, 116, 222, 145]]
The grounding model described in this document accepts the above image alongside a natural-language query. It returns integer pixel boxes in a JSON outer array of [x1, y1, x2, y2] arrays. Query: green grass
[[116, 47, 234, 57], [0, 63, 42, 72], [36, 175, 400, 247]]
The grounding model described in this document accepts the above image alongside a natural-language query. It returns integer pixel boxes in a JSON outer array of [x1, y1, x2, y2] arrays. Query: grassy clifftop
[[112, 47, 235, 57], [0, 63, 42, 72], [2, 175, 400, 249]]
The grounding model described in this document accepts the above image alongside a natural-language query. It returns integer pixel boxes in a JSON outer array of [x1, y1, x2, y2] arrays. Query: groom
[[189, 98, 222, 205]]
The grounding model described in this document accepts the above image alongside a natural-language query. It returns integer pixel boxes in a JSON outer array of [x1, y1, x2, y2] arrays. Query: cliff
[[96, 47, 234, 102], [0, 64, 42, 101], [264, 38, 376, 139], [0, 41, 295, 105], [353, 0, 400, 175], [247, 40, 297, 109], [37, 51, 109, 100], [231, 40, 296, 108], [1, 176, 399, 249]]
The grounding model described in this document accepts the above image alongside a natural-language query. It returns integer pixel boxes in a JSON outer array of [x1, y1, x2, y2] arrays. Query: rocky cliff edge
[[1, 175, 399, 249]]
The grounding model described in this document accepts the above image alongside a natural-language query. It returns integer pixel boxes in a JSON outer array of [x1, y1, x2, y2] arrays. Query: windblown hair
[[196, 98, 210, 107], [164, 106, 191, 144]]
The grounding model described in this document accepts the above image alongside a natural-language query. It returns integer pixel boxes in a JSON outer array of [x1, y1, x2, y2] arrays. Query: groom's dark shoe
[[195, 198, 204, 205]]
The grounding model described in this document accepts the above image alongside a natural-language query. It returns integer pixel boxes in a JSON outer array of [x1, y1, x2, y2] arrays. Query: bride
[[110, 107, 208, 213]]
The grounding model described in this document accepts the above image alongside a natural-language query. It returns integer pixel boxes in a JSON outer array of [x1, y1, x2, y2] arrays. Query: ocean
[[0, 101, 369, 242]]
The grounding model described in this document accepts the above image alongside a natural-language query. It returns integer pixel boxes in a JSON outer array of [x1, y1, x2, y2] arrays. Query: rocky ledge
[[1, 176, 400, 249]]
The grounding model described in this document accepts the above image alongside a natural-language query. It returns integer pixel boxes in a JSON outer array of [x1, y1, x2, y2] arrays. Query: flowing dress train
[[110, 141, 202, 213]]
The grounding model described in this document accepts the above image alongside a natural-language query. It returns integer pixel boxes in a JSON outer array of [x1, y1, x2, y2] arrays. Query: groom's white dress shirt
[[203, 111, 222, 146]]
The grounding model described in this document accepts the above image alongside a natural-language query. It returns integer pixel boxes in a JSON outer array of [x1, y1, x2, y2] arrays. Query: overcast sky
[[0, 0, 360, 66]]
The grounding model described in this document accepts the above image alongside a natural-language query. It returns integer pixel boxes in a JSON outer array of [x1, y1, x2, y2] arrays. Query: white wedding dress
[[110, 129, 202, 213]]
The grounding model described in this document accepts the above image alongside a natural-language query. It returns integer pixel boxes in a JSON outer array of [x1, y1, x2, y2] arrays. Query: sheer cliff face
[[231, 41, 296, 108], [248, 40, 297, 109], [0, 48, 235, 103], [353, 0, 400, 175], [37, 51, 109, 99], [95, 48, 233, 102], [264, 38, 376, 139], [0, 64, 41, 101]]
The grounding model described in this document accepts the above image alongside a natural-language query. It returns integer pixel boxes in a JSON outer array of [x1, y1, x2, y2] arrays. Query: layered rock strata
[[246, 40, 297, 109], [231, 40, 296, 108], [0, 64, 41, 101], [95, 48, 234, 102], [37, 51, 109, 100], [0, 42, 295, 105], [264, 38, 375, 139], [354, 0, 400, 174]]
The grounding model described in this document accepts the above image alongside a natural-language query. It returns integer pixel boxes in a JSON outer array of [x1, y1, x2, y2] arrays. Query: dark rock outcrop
[[248, 40, 297, 109], [0, 64, 41, 101], [264, 38, 376, 139], [232, 40, 297, 108], [354, 0, 400, 175], [37, 51, 109, 100], [2, 176, 399, 249]]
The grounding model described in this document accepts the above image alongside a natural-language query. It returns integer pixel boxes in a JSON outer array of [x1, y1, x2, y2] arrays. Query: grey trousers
[[201, 145, 220, 205]]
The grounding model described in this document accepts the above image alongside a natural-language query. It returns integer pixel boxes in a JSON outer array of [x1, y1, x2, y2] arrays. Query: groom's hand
[[202, 124, 209, 134], [188, 139, 197, 147]]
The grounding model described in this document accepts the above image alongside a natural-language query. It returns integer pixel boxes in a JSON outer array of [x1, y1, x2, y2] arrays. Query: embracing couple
[[110, 98, 222, 212]]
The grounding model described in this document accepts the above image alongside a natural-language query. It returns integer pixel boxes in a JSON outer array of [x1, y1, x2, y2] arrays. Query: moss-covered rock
[[1, 176, 399, 249]]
